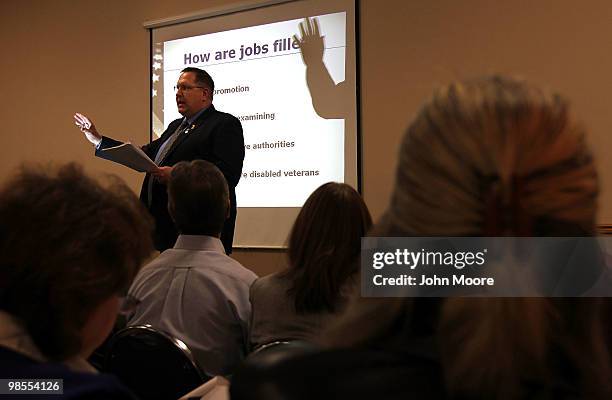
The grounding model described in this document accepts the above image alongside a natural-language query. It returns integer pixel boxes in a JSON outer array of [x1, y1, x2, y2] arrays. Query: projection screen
[[147, 0, 359, 248]]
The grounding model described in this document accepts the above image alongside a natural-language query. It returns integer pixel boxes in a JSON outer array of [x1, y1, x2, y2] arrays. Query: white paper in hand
[[98, 142, 157, 173], [178, 376, 229, 400]]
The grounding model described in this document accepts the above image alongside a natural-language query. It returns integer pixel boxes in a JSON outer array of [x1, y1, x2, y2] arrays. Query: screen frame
[[145, 0, 362, 248]]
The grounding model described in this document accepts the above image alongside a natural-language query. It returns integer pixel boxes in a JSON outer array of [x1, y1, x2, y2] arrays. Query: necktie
[[147, 119, 189, 206], [155, 119, 189, 164]]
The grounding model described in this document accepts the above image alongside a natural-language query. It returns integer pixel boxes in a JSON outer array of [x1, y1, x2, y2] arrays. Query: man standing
[[75, 67, 244, 254], [127, 160, 256, 377]]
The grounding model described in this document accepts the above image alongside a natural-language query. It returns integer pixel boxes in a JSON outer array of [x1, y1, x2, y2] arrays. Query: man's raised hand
[[74, 112, 102, 146]]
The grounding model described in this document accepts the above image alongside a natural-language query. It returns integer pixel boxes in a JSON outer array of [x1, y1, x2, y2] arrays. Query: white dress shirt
[[127, 235, 257, 377]]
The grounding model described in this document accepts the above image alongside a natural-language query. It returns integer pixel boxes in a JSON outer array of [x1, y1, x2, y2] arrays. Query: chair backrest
[[231, 340, 318, 399], [248, 341, 316, 366], [104, 325, 208, 400], [250, 340, 291, 355]]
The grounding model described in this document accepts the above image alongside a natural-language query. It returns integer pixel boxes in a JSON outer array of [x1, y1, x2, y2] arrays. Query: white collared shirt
[[127, 235, 257, 377]]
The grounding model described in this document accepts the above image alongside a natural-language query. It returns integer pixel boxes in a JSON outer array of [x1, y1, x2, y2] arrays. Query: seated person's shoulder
[[0, 347, 135, 400], [250, 272, 289, 296], [253, 271, 287, 286], [63, 373, 136, 400], [208, 252, 257, 282]]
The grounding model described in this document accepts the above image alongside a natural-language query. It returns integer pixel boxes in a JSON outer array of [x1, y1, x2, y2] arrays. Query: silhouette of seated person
[[249, 182, 372, 350], [127, 160, 257, 377], [0, 163, 154, 399], [231, 76, 612, 400]]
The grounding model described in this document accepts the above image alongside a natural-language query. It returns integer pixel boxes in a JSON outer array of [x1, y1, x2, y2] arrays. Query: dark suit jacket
[[97, 105, 244, 253]]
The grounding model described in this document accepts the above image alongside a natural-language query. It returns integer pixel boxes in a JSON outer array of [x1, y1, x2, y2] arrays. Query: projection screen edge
[[143, 0, 298, 29]]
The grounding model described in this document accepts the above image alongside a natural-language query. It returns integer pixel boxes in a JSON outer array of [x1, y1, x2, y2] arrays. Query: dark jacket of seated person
[[0, 163, 154, 399], [0, 335, 135, 400], [127, 160, 257, 377], [249, 182, 372, 350]]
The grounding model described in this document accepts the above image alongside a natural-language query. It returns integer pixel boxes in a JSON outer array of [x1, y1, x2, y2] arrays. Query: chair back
[[251, 340, 291, 355], [249, 341, 316, 366], [105, 325, 208, 400], [231, 340, 318, 399]]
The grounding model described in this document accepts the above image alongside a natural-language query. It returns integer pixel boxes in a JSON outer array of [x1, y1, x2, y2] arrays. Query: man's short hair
[[181, 67, 214, 97], [168, 160, 229, 236], [0, 163, 154, 361]]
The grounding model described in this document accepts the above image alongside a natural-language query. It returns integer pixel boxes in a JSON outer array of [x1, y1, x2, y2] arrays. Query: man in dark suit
[[75, 67, 244, 254]]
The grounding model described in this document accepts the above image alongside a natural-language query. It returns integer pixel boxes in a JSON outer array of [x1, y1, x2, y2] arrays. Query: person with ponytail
[[232, 76, 612, 400]]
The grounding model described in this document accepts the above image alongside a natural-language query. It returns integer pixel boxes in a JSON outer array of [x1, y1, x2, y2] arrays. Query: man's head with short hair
[[168, 160, 229, 237], [175, 68, 215, 118], [181, 67, 215, 95], [0, 163, 154, 361]]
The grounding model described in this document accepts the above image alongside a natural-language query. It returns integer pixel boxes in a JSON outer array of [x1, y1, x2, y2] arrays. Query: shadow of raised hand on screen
[[293, 17, 349, 120]]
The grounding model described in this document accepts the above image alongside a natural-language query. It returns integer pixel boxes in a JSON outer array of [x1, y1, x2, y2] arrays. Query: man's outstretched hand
[[74, 112, 102, 146], [293, 17, 324, 65]]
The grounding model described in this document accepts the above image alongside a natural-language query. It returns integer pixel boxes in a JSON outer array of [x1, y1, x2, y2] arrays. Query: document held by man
[[98, 142, 158, 173], [178, 376, 229, 400]]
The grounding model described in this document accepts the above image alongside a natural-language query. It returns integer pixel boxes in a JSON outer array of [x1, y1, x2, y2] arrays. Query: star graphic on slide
[[152, 74, 159, 82], [153, 54, 163, 61], [153, 62, 161, 70], [152, 89, 157, 97]]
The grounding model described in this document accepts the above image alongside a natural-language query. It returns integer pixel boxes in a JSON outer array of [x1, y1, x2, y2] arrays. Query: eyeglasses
[[173, 84, 205, 93]]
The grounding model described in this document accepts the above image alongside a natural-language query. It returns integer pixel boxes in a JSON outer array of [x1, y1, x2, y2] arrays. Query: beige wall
[[2, 0, 612, 276]]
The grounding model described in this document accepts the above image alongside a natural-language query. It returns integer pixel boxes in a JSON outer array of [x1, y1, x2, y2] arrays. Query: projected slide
[[156, 12, 347, 208]]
